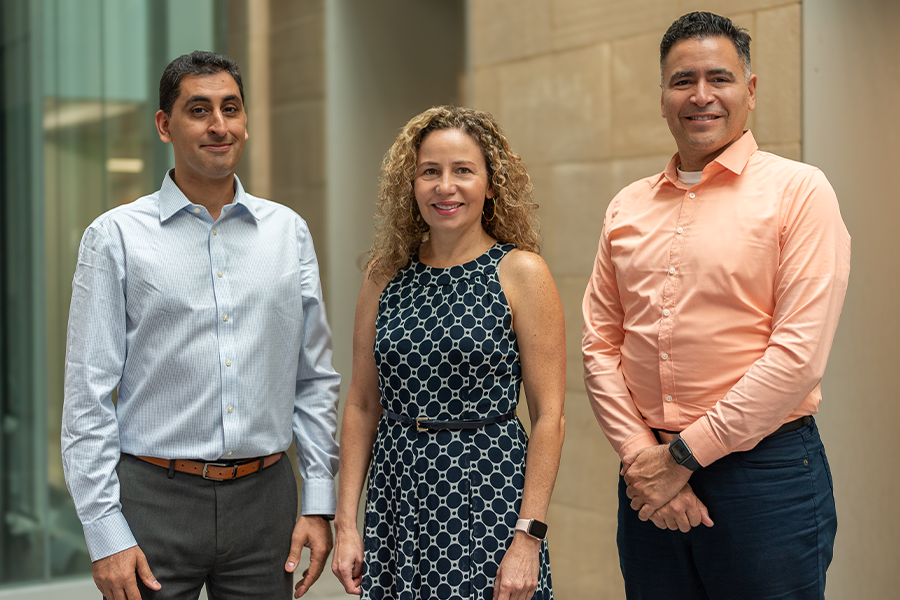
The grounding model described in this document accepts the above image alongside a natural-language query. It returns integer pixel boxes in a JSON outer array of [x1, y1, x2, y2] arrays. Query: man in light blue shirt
[[61, 51, 340, 600]]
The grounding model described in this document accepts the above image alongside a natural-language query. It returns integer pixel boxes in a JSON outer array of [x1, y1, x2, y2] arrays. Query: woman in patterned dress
[[331, 106, 565, 600]]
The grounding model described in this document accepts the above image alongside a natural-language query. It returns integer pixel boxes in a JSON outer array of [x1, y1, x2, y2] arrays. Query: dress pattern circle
[[363, 243, 553, 600]]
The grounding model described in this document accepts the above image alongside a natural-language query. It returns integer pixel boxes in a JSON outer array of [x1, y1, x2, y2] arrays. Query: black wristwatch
[[515, 518, 548, 541], [668, 435, 701, 471]]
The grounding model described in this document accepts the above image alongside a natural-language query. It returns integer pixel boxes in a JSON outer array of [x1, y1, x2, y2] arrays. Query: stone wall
[[469, 1, 802, 597]]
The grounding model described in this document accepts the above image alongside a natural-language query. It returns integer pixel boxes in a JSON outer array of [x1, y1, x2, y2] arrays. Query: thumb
[[620, 454, 636, 476], [135, 550, 161, 591], [285, 534, 306, 573]]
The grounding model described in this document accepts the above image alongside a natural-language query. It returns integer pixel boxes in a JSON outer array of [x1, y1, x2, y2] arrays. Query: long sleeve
[[680, 168, 851, 465], [582, 200, 659, 459], [292, 220, 341, 515], [61, 225, 137, 561]]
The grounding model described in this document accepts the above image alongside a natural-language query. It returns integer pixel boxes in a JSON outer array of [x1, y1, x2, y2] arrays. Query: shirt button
[[689, 192, 696, 199], [227, 406, 233, 413], [223, 314, 229, 322], [677, 227, 684, 234], [668, 267, 676, 275], [662, 353, 669, 360], [225, 359, 232, 367], [666, 395, 673, 402], [663, 309, 671, 317], [193, 207, 200, 214], [212, 228, 218, 235], [217, 271, 224, 278], [227, 451, 233, 457]]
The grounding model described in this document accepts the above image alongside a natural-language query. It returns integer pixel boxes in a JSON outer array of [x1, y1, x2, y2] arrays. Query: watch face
[[670, 438, 691, 463], [529, 520, 548, 540]]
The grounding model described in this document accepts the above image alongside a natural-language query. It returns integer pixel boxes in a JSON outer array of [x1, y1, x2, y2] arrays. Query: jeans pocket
[[820, 449, 834, 492]]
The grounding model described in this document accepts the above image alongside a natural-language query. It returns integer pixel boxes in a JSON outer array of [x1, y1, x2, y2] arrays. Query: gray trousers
[[116, 452, 296, 600]]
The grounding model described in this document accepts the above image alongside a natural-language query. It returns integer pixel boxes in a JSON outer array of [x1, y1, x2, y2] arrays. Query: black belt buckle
[[203, 462, 238, 480]]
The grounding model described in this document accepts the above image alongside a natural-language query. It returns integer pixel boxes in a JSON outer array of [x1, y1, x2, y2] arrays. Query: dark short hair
[[158, 50, 244, 115], [660, 12, 752, 80]]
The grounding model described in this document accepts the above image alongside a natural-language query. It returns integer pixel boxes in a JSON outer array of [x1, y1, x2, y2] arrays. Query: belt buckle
[[202, 462, 238, 480], [415, 418, 429, 433]]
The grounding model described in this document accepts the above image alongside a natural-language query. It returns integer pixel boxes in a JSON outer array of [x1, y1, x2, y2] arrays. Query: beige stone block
[[678, 0, 796, 17], [754, 4, 801, 145], [546, 502, 624, 599], [270, 100, 325, 189], [612, 32, 676, 158], [551, 0, 681, 52], [528, 163, 555, 251], [759, 141, 801, 162], [470, 0, 552, 67], [610, 154, 674, 191], [493, 55, 556, 165], [269, 15, 325, 104], [471, 65, 504, 121], [553, 389, 621, 506], [550, 44, 613, 162], [546, 162, 616, 277], [557, 275, 589, 391], [269, 0, 323, 23]]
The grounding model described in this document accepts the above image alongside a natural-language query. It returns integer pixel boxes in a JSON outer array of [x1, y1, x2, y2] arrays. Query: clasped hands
[[621, 444, 714, 532]]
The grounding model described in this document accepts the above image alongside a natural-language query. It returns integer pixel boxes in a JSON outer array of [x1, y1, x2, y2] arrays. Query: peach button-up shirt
[[582, 131, 850, 466]]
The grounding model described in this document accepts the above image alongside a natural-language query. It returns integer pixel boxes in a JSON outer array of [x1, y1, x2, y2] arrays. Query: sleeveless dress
[[362, 243, 553, 600]]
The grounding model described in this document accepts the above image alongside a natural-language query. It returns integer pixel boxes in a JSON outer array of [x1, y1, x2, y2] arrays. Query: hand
[[92, 545, 160, 600], [622, 444, 692, 521], [331, 525, 364, 595], [286, 515, 334, 599], [492, 532, 540, 600], [648, 484, 714, 532]]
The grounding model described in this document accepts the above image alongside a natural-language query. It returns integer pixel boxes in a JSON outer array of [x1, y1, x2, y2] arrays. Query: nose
[[208, 109, 227, 135], [692, 80, 714, 106], [436, 173, 457, 195]]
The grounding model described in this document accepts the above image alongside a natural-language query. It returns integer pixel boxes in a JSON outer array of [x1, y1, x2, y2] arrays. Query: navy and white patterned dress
[[363, 243, 553, 600]]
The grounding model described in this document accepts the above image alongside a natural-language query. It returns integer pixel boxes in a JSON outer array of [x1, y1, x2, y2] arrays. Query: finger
[[650, 511, 667, 529], [630, 497, 645, 512], [134, 551, 161, 591], [699, 503, 714, 527], [674, 512, 691, 533], [625, 485, 635, 500], [638, 504, 655, 521], [285, 534, 306, 573]]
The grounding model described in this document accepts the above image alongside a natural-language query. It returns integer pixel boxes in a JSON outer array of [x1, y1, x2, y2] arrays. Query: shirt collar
[[658, 130, 759, 188], [158, 170, 261, 222]]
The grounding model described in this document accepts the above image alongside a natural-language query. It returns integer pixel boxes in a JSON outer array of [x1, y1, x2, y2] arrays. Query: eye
[[674, 79, 691, 87], [190, 106, 208, 115], [422, 168, 438, 176], [456, 167, 471, 174]]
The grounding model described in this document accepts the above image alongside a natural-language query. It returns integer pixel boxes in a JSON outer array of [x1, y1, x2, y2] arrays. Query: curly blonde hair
[[365, 105, 540, 283]]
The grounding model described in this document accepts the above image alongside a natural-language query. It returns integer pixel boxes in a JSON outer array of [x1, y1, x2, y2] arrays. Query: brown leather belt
[[134, 453, 282, 481]]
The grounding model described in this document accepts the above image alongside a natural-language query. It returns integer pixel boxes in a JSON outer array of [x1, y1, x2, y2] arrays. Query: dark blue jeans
[[618, 418, 837, 600]]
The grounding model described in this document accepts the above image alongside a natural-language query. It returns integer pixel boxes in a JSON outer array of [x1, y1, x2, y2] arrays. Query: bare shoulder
[[498, 248, 554, 290]]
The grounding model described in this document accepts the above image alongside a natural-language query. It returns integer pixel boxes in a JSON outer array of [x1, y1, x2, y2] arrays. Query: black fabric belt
[[652, 415, 812, 441], [384, 409, 517, 432]]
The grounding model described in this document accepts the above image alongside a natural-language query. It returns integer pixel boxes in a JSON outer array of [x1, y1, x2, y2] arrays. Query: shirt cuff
[[82, 511, 138, 562], [300, 478, 336, 516], [680, 419, 728, 467], [617, 430, 660, 461]]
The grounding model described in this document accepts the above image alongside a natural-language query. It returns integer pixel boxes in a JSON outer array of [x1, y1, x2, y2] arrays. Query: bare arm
[[330, 271, 388, 595], [493, 251, 566, 600]]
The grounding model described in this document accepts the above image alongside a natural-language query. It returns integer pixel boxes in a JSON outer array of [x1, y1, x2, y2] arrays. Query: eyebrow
[[417, 160, 479, 168], [668, 67, 736, 84], [185, 94, 241, 104]]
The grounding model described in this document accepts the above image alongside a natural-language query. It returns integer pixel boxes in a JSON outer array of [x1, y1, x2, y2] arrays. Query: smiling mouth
[[687, 115, 721, 121], [434, 203, 462, 210]]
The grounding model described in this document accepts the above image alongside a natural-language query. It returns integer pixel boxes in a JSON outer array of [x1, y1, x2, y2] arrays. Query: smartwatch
[[668, 435, 701, 471], [515, 518, 548, 541]]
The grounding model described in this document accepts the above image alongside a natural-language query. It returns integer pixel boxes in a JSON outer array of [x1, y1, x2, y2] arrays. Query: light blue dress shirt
[[61, 172, 341, 561]]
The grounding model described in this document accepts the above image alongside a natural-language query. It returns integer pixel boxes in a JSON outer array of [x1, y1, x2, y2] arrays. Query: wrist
[[668, 435, 701, 472]]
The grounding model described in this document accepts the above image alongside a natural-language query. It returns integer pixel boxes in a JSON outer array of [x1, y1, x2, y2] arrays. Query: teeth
[[691, 116, 717, 121]]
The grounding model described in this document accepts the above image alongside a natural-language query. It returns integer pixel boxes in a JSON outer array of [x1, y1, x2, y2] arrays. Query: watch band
[[669, 435, 701, 471], [515, 518, 548, 541]]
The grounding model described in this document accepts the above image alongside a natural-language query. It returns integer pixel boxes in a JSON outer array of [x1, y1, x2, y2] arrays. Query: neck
[[170, 170, 236, 221], [419, 227, 496, 268]]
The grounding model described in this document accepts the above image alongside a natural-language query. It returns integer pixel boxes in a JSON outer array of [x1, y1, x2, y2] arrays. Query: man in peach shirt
[[582, 12, 850, 599]]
